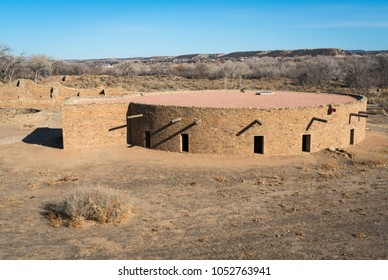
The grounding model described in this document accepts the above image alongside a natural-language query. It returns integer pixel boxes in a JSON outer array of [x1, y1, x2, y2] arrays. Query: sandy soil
[[0, 106, 387, 260]]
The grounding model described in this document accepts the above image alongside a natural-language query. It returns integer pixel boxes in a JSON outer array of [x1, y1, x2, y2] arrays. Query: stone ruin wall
[[62, 101, 129, 149], [62, 94, 367, 156]]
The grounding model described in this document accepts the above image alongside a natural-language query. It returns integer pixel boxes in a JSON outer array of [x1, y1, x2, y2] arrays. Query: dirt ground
[[0, 82, 387, 260]]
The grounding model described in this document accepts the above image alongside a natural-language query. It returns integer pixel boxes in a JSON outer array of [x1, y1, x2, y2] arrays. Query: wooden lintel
[[127, 114, 144, 119], [170, 117, 182, 124], [254, 119, 263, 125], [306, 117, 328, 131], [236, 119, 262, 136], [313, 117, 328, 123], [350, 113, 368, 118], [349, 113, 368, 124]]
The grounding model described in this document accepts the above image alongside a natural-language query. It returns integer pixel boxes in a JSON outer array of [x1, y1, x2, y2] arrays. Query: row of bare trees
[[1, 43, 388, 94], [110, 55, 388, 93], [0, 44, 52, 83]]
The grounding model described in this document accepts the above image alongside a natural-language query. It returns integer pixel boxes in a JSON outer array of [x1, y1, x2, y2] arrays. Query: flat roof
[[69, 91, 357, 109], [131, 91, 356, 109]]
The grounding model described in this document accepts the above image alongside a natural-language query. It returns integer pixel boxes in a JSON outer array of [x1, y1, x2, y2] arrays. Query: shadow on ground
[[22, 128, 63, 149]]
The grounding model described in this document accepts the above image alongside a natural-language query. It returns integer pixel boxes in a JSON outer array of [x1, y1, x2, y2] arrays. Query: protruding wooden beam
[[313, 117, 328, 123], [194, 119, 202, 125], [349, 113, 368, 124], [350, 113, 368, 118], [306, 117, 328, 131], [127, 114, 144, 119], [108, 124, 126, 131], [236, 119, 262, 136], [254, 119, 262, 126], [170, 117, 182, 124]]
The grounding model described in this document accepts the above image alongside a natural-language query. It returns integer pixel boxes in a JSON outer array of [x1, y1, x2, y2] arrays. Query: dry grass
[[318, 157, 344, 172], [351, 152, 388, 167], [351, 232, 371, 240], [45, 175, 78, 186], [44, 186, 131, 228], [0, 197, 24, 208]]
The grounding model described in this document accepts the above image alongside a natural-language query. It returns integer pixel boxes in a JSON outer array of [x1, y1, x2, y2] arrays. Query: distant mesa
[[68, 48, 388, 65], [175, 48, 388, 61]]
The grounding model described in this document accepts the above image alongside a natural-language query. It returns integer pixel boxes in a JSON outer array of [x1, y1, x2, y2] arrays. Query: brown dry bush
[[318, 157, 344, 172], [44, 186, 131, 228], [351, 152, 388, 167]]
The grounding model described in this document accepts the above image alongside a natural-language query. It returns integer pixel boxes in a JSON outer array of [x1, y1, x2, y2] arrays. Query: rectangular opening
[[254, 136, 264, 154], [350, 128, 355, 145], [181, 133, 189, 152], [144, 131, 151, 148], [302, 134, 311, 152]]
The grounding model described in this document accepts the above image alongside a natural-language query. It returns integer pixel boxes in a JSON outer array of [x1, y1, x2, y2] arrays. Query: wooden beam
[[349, 113, 368, 124], [194, 119, 202, 125], [312, 117, 328, 123], [127, 114, 144, 119], [108, 124, 126, 131], [236, 119, 262, 136], [350, 113, 368, 118], [306, 117, 328, 131], [254, 119, 262, 126], [170, 117, 182, 124]]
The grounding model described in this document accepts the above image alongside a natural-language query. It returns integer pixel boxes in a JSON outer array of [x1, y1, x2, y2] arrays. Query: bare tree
[[374, 54, 388, 89], [115, 61, 148, 77], [0, 44, 12, 82], [116, 61, 136, 77], [27, 54, 52, 83], [342, 56, 376, 93], [5, 55, 24, 83]]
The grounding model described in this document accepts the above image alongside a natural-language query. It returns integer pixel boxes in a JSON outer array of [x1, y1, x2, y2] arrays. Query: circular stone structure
[[125, 90, 367, 156]]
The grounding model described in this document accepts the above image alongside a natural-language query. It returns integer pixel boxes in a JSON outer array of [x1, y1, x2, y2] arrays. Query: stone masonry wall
[[129, 96, 367, 156], [62, 101, 129, 149], [62, 94, 367, 155]]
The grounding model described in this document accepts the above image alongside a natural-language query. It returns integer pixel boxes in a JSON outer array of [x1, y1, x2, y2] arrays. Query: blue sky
[[1, 0, 387, 59]]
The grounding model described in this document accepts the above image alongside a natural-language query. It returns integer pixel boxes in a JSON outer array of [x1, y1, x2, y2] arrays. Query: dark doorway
[[302, 134, 311, 152], [145, 131, 151, 148], [181, 134, 189, 152], [254, 136, 264, 154], [350, 129, 355, 145]]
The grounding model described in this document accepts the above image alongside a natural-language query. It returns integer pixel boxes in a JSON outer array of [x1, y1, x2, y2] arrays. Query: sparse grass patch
[[213, 175, 228, 182], [44, 186, 131, 228], [351, 232, 370, 240], [352, 152, 388, 167], [318, 157, 344, 172], [27, 182, 40, 190], [0, 197, 25, 208], [45, 175, 78, 186]]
